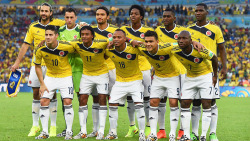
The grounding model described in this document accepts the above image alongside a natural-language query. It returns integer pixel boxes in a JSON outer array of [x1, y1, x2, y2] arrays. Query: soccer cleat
[[177, 129, 184, 140], [125, 125, 138, 137], [65, 131, 73, 140], [157, 129, 167, 139], [145, 126, 151, 137], [209, 133, 219, 141], [35, 131, 49, 139], [200, 136, 206, 141], [169, 134, 175, 141], [87, 131, 98, 137], [139, 132, 146, 141], [96, 133, 104, 140], [49, 126, 56, 137], [104, 132, 118, 140], [73, 131, 87, 139], [147, 133, 158, 141], [56, 129, 66, 137], [179, 135, 190, 141], [28, 126, 40, 137], [190, 132, 199, 141]]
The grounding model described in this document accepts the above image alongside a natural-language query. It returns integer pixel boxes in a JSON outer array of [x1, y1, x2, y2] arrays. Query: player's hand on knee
[[39, 85, 49, 97]]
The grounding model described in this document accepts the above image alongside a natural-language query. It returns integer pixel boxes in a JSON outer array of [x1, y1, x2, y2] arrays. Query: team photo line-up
[[10, 2, 226, 141]]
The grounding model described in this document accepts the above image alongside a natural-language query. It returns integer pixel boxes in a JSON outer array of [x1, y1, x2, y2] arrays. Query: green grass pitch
[[0, 92, 249, 141]]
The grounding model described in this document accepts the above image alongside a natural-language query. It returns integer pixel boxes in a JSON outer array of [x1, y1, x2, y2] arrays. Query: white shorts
[[79, 73, 109, 95], [108, 69, 116, 94], [150, 75, 181, 99], [180, 74, 186, 91], [142, 70, 151, 97], [28, 66, 47, 87], [109, 80, 144, 105], [42, 76, 74, 99], [212, 78, 220, 99], [181, 73, 213, 100]]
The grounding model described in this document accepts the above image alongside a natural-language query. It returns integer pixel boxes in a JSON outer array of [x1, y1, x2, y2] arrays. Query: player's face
[[96, 9, 109, 24], [81, 29, 93, 44], [113, 31, 126, 47], [45, 30, 58, 44], [162, 11, 176, 26], [177, 33, 192, 49], [130, 8, 142, 24], [65, 12, 77, 28], [40, 5, 52, 21], [145, 36, 158, 52], [195, 6, 208, 21]]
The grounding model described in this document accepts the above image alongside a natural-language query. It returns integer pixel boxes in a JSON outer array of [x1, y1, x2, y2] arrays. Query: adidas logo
[[45, 55, 49, 57], [52, 110, 57, 113], [112, 56, 115, 58], [40, 114, 45, 118], [66, 112, 72, 115], [139, 116, 145, 118], [172, 118, 178, 121], [191, 113, 195, 116], [109, 115, 112, 118], [149, 117, 155, 120], [32, 111, 36, 114], [180, 115, 185, 118], [211, 113, 216, 115]]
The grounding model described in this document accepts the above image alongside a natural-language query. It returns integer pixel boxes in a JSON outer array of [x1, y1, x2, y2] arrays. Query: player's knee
[[181, 100, 192, 108], [201, 100, 212, 109], [40, 98, 50, 106], [63, 98, 72, 105], [79, 94, 88, 106], [169, 98, 178, 107], [193, 99, 202, 106], [211, 99, 216, 106], [98, 94, 107, 105], [150, 98, 160, 107]]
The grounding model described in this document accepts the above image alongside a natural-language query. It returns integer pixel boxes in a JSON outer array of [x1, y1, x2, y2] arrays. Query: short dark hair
[[96, 6, 109, 16], [80, 26, 95, 40], [164, 8, 175, 16], [65, 8, 77, 16], [114, 29, 126, 36], [129, 5, 145, 20], [41, 2, 52, 11], [45, 25, 58, 34], [145, 30, 158, 40], [196, 3, 208, 11]]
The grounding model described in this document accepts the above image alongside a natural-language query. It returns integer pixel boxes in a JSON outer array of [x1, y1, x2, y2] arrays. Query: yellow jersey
[[171, 45, 215, 77], [91, 24, 118, 70], [72, 39, 109, 76], [24, 19, 65, 66], [138, 42, 180, 78], [120, 25, 154, 71], [187, 23, 224, 55], [155, 24, 187, 74], [33, 41, 75, 78], [105, 43, 142, 82]]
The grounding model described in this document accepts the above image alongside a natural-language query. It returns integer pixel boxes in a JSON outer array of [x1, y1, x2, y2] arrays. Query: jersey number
[[119, 62, 125, 68], [86, 56, 92, 62], [68, 87, 73, 94], [52, 59, 58, 66]]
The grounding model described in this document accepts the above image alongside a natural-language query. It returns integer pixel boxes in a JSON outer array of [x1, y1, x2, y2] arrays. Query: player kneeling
[[34, 25, 75, 140]]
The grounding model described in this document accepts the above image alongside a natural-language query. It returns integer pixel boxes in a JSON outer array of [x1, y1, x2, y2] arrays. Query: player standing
[[120, 5, 154, 137], [172, 30, 218, 141], [187, 3, 226, 141], [11, 3, 65, 137], [105, 29, 146, 141], [34, 25, 75, 140]]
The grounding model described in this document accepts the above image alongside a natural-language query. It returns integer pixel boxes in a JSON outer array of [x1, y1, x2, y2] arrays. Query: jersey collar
[[195, 22, 209, 28], [97, 24, 109, 32], [66, 24, 78, 31], [131, 25, 142, 32], [38, 21, 51, 27], [164, 24, 176, 32], [45, 41, 59, 51], [182, 44, 194, 56], [115, 43, 127, 53], [148, 44, 159, 56], [83, 41, 93, 49]]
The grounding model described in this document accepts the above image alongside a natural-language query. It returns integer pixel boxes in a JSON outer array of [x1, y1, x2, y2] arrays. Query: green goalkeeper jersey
[[57, 24, 82, 72]]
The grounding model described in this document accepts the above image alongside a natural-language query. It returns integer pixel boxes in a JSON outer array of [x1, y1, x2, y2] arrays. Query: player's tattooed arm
[[211, 55, 219, 87], [35, 64, 49, 96]]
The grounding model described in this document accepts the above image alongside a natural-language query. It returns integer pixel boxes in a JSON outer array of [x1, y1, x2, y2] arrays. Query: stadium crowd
[[0, 4, 250, 86]]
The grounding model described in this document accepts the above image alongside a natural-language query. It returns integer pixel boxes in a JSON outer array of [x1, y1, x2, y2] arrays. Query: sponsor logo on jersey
[[126, 54, 132, 59], [194, 58, 200, 63], [174, 34, 178, 39], [140, 33, 145, 38], [107, 33, 113, 38], [59, 51, 65, 56], [159, 56, 165, 60], [93, 49, 99, 53], [206, 31, 212, 36]]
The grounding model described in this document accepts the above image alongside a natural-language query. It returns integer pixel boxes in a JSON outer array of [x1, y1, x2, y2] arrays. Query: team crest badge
[[59, 51, 65, 56], [74, 35, 77, 39], [159, 56, 165, 60], [140, 33, 145, 38], [126, 54, 132, 59], [194, 58, 200, 63], [174, 34, 178, 39], [93, 49, 99, 53], [107, 33, 113, 38], [29, 80, 32, 84], [206, 31, 212, 36]]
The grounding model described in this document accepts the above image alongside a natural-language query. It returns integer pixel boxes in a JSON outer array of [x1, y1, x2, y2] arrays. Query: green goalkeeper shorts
[[72, 71, 82, 93]]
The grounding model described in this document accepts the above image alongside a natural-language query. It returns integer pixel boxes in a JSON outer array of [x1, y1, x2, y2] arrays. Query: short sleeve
[[33, 49, 42, 65], [216, 27, 225, 44], [24, 26, 33, 45], [200, 48, 214, 60]]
